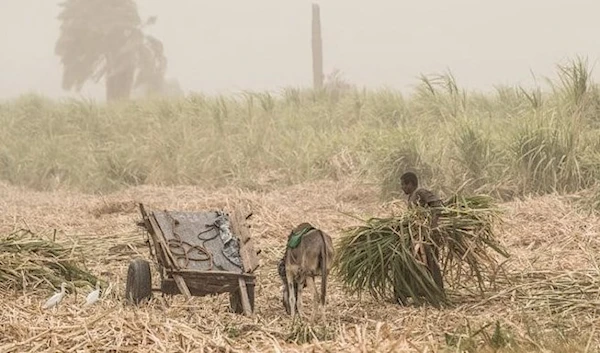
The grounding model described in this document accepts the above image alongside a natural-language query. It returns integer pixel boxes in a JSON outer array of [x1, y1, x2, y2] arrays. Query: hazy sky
[[1, 0, 599, 100]]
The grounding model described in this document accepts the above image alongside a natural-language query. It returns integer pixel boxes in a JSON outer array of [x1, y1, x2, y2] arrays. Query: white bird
[[42, 282, 67, 310], [84, 283, 101, 307]]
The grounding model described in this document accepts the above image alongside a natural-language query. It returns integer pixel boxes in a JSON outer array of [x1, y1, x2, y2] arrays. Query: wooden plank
[[169, 269, 255, 280], [173, 274, 192, 299], [238, 241, 258, 273], [161, 279, 237, 296], [238, 277, 252, 316], [231, 204, 252, 243], [142, 204, 257, 303], [139, 204, 168, 266], [240, 238, 260, 273], [147, 213, 180, 270], [230, 206, 260, 273]]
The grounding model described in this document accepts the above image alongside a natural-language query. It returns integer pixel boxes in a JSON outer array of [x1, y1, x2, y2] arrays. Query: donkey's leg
[[317, 275, 327, 324], [286, 270, 297, 319], [296, 276, 305, 320], [303, 276, 318, 323]]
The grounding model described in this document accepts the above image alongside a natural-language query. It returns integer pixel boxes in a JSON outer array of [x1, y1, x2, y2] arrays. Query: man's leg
[[425, 243, 444, 291]]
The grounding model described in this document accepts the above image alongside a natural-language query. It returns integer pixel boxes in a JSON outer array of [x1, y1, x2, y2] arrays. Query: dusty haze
[[1, 0, 599, 101]]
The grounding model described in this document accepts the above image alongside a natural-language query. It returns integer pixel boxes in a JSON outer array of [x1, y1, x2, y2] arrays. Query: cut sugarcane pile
[[0, 229, 99, 290], [335, 194, 509, 306]]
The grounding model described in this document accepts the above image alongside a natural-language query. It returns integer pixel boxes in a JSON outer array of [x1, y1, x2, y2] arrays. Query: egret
[[84, 283, 101, 307], [42, 282, 67, 310]]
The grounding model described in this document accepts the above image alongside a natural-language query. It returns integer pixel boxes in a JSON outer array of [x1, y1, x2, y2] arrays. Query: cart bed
[[153, 210, 243, 273], [136, 203, 259, 315]]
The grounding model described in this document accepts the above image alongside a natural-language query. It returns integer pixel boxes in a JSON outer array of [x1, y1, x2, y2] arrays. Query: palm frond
[[55, 0, 166, 97]]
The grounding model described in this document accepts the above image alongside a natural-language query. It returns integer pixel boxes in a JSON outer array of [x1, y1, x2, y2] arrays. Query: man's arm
[[416, 189, 442, 228], [415, 189, 442, 207]]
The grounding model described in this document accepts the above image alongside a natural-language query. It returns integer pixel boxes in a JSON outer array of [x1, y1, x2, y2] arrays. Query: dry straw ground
[[1, 178, 599, 353]]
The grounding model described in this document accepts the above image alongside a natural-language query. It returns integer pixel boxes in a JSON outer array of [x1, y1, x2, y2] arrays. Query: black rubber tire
[[125, 258, 152, 305], [229, 283, 255, 314]]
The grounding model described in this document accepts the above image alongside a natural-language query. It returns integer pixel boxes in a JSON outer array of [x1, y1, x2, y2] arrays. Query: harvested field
[[1, 179, 599, 352]]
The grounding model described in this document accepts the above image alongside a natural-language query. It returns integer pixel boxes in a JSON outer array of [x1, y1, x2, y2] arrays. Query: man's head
[[400, 172, 419, 195]]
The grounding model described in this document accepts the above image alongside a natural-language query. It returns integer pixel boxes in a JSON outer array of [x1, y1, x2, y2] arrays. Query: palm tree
[[55, 0, 167, 102]]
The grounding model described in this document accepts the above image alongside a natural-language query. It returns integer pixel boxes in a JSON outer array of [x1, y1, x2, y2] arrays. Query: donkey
[[278, 222, 334, 321]]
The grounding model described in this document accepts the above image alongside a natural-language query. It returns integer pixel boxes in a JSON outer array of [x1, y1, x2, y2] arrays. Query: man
[[401, 172, 443, 212], [400, 171, 445, 292]]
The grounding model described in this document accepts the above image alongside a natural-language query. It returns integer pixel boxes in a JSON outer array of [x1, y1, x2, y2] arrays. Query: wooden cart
[[126, 203, 259, 315]]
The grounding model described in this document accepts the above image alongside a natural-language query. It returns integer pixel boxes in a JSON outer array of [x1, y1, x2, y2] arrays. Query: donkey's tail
[[318, 230, 328, 306]]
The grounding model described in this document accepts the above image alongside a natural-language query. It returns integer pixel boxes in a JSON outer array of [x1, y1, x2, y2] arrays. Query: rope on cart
[[165, 212, 214, 270]]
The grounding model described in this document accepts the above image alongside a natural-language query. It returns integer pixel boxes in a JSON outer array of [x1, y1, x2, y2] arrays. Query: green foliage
[[334, 195, 507, 307], [554, 56, 591, 107], [510, 112, 589, 194], [451, 119, 496, 190], [0, 229, 100, 290], [1, 58, 600, 206], [334, 213, 447, 307], [413, 70, 467, 121]]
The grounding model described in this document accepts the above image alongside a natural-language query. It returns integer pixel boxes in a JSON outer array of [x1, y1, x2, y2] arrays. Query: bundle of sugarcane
[[0, 229, 99, 290], [334, 194, 508, 306], [437, 194, 509, 291]]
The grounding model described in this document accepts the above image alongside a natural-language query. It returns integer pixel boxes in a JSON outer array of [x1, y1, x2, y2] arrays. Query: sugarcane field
[[3, 2, 600, 352], [1, 176, 600, 352]]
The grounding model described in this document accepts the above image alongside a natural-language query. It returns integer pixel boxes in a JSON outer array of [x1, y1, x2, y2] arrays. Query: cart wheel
[[125, 258, 152, 305], [229, 283, 255, 314]]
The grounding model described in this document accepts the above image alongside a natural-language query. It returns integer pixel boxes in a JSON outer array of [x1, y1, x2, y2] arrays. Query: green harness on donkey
[[287, 225, 315, 249]]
